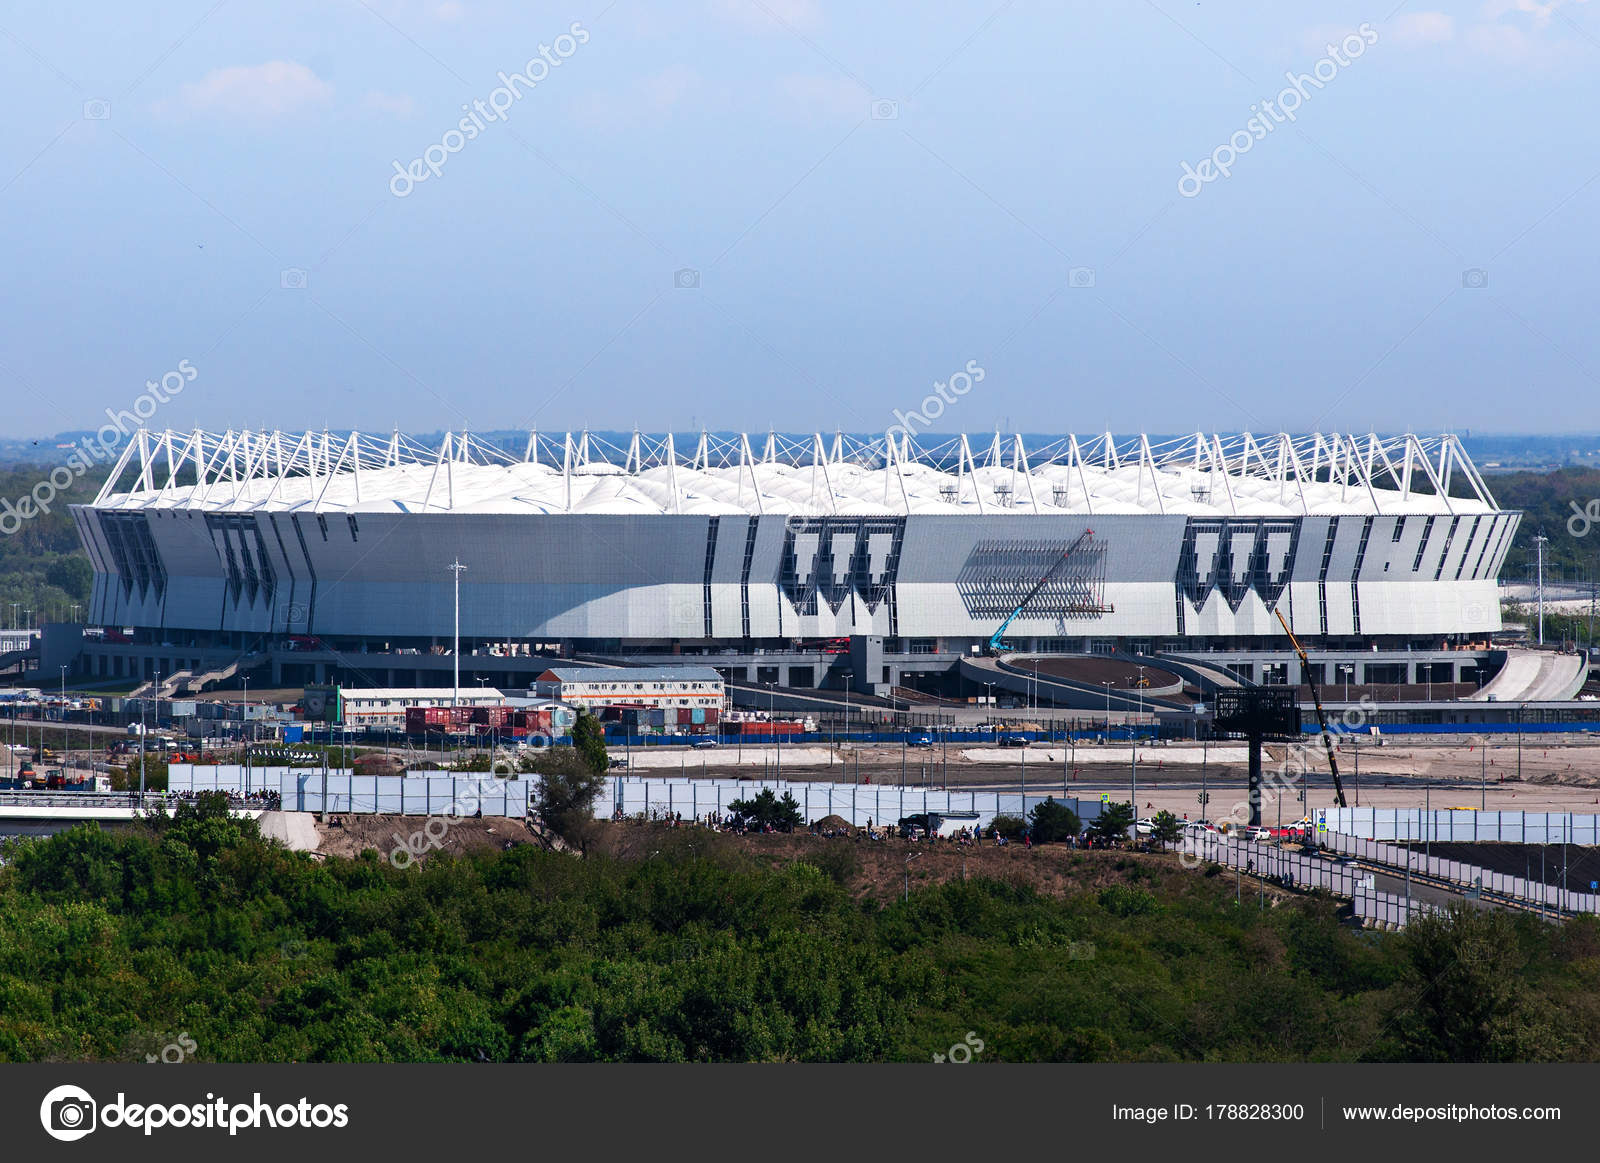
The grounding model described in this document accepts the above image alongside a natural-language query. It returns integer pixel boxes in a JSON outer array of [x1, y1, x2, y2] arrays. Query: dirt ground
[[592, 820, 1208, 902], [312, 813, 535, 862]]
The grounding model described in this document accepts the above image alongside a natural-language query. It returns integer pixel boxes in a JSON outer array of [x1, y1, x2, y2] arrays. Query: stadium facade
[[71, 429, 1514, 667]]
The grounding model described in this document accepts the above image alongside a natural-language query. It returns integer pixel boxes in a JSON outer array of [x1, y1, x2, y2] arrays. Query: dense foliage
[[726, 788, 803, 832], [1027, 797, 1081, 843], [4, 807, 1600, 1062], [0, 462, 105, 625], [1492, 467, 1600, 583]]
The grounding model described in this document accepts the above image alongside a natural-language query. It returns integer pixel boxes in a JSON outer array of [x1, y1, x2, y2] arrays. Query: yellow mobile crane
[[1274, 608, 1349, 809]]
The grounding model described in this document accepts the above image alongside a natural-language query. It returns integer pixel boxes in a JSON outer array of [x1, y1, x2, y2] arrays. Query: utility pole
[[449, 559, 467, 707]]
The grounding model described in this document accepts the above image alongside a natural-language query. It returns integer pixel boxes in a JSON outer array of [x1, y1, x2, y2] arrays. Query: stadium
[[65, 428, 1520, 705]]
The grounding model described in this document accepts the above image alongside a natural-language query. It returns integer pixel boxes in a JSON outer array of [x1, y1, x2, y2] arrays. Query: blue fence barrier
[[1303, 721, 1600, 736], [602, 727, 1161, 748]]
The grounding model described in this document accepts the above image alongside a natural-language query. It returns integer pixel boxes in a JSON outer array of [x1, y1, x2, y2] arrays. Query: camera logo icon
[[83, 99, 111, 120], [1462, 268, 1488, 289], [40, 1084, 97, 1142], [870, 98, 898, 120], [1069, 267, 1096, 288], [674, 267, 700, 289], [281, 268, 308, 290]]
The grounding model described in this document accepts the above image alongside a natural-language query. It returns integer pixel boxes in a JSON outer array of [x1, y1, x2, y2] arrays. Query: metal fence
[[169, 765, 1109, 828], [605, 776, 1105, 830], [1351, 885, 1446, 928], [1179, 832, 1443, 928], [1321, 831, 1598, 916], [169, 765, 531, 816], [1318, 807, 1600, 844], [1180, 833, 1366, 896]]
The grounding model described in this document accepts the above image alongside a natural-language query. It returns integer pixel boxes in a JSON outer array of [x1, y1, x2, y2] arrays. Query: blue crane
[[987, 529, 1096, 654]]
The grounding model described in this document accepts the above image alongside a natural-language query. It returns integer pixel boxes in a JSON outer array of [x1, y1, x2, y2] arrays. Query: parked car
[[692, 740, 719, 749]]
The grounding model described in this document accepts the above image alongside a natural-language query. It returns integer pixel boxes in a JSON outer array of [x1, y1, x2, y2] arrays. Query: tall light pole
[[59, 665, 68, 776], [1535, 531, 1549, 646], [1102, 681, 1112, 731], [138, 673, 148, 807], [449, 559, 468, 707]]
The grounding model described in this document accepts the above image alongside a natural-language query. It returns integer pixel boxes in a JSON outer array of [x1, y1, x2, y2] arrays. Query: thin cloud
[[776, 73, 871, 120], [570, 65, 702, 131], [1389, 12, 1456, 44], [157, 61, 333, 121], [362, 90, 416, 116], [710, 0, 823, 35]]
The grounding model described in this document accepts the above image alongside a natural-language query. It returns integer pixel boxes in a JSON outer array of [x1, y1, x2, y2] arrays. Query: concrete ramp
[[1469, 649, 1587, 703], [257, 811, 321, 852]]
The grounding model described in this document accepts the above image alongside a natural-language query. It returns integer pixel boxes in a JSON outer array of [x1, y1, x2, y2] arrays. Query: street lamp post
[[449, 559, 467, 707], [1518, 703, 1525, 781], [59, 665, 68, 779], [1102, 681, 1112, 731]]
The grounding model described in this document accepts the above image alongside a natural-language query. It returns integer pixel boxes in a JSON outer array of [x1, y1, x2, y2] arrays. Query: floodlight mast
[[1274, 608, 1348, 809]]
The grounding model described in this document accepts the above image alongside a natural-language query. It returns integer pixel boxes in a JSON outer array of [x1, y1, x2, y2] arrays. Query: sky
[[0, 0, 1597, 441]]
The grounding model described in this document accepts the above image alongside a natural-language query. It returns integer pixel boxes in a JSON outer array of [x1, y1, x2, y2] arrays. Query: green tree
[[1394, 906, 1560, 1061], [1089, 801, 1135, 846], [534, 748, 607, 849], [1150, 810, 1183, 851], [988, 813, 1027, 841], [45, 556, 92, 601], [726, 788, 803, 832], [1027, 797, 1081, 843], [571, 712, 608, 774], [110, 752, 168, 791]]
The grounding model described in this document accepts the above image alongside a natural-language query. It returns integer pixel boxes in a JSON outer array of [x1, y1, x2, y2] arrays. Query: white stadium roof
[[92, 429, 1502, 518]]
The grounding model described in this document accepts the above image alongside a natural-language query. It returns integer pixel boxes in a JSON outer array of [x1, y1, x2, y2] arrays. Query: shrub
[[990, 814, 1027, 841]]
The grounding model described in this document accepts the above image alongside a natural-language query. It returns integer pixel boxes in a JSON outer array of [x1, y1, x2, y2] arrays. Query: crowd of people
[[608, 805, 1127, 848]]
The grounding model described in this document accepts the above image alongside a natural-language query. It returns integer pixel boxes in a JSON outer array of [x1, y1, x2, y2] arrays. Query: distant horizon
[[9, 425, 1600, 443]]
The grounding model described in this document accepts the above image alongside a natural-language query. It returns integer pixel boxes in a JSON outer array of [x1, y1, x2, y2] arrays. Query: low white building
[[533, 667, 725, 711], [306, 686, 506, 728]]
